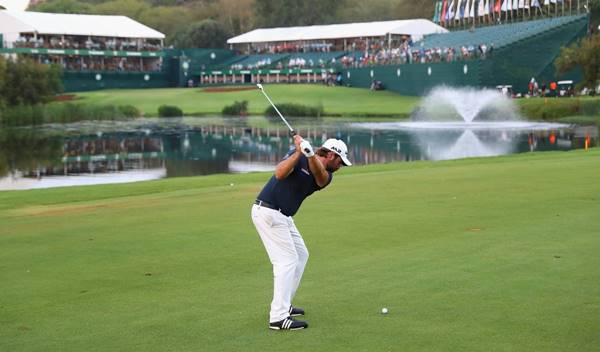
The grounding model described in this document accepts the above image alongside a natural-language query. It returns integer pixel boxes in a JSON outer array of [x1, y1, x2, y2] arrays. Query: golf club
[[256, 83, 296, 136]]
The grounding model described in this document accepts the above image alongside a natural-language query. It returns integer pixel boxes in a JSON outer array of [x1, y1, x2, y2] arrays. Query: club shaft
[[259, 88, 295, 134]]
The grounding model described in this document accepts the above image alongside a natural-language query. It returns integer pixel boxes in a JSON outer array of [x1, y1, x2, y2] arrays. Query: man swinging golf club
[[251, 135, 352, 330]]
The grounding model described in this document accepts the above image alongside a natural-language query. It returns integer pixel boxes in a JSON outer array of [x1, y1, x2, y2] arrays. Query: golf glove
[[300, 140, 315, 158]]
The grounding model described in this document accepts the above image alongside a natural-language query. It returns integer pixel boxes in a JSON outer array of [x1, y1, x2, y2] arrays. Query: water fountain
[[353, 86, 569, 160]]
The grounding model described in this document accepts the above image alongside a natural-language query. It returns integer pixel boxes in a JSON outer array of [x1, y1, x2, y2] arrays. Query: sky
[[0, 0, 30, 11]]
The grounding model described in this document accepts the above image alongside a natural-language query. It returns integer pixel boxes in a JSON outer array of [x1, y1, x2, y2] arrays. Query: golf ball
[[381, 308, 388, 314]]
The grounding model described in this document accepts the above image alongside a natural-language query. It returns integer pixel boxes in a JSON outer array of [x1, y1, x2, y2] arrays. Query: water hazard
[[0, 117, 596, 190]]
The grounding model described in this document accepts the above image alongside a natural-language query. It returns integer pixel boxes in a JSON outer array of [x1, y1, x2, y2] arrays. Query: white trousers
[[251, 204, 309, 323]]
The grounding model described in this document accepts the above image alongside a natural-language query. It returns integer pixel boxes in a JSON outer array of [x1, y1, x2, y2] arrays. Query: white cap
[[322, 139, 352, 166]]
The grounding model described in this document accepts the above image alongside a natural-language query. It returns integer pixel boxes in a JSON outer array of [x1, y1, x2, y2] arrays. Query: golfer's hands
[[300, 140, 314, 158]]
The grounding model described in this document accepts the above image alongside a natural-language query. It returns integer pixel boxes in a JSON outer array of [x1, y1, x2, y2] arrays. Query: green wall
[[344, 61, 482, 96]]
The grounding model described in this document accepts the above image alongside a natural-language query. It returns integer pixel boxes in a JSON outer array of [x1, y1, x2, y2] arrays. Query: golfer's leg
[[289, 219, 309, 301], [251, 205, 299, 322]]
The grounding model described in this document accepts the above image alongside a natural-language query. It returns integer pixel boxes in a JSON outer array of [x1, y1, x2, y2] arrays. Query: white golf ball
[[381, 308, 388, 314]]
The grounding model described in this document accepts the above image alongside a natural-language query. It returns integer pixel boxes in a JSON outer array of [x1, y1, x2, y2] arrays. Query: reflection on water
[[0, 118, 597, 190]]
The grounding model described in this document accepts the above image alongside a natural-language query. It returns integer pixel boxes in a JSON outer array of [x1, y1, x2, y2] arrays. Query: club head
[[256, 83, 263, 90]]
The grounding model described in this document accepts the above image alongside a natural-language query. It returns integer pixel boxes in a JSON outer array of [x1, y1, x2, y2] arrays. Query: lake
[[0, 117, 597, 190]]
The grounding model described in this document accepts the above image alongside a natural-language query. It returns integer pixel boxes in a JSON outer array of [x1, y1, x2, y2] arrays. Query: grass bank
[[517, 96, 600, 124], [69, 85, 600, 123], [1, 149, 599, 351], [70, 85, 420, 118]]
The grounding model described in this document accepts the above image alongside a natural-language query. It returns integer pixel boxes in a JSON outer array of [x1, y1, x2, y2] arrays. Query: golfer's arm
[[275, 152, 301, 180], [307, 157, 329, 188]]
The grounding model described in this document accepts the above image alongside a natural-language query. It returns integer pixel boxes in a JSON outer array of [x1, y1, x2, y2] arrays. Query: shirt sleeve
[[282, 147, 295, 161], [316, 172, 333, 190]]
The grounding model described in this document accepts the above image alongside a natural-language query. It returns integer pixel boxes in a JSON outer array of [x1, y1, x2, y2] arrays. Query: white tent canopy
[[0, 10, 165, 39], [0, 0, 30, 11], [227, 19, 447, 45]]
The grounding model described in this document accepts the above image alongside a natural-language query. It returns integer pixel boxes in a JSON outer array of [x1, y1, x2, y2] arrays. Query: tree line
[[30, 0, 439, 48]]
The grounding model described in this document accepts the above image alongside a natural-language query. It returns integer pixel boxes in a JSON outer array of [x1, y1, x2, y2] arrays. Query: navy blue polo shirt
[[257, 149, 332, 217]]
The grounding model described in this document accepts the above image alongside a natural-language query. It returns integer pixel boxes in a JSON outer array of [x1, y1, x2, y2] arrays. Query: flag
[[441, 0, 448, 22], [447, 0, 455, 21], [459, 0, 467, 19], [433, 1, 442, 22], [495, 0, 502, 12], [455, 0, 463, 20], [465, 0, 475, 18]]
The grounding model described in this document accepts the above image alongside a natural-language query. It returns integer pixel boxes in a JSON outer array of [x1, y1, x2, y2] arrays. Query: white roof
[[227, 19, 447, 44], [0, 10, 165, 39], [0, 0, 30, 11]]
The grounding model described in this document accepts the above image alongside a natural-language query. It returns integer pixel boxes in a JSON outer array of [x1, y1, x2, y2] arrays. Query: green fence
[[62, 71, 171, 92]]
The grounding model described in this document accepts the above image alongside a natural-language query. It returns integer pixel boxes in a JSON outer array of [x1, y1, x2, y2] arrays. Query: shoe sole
[[269, 326, 307, 330], [289, 313, 304, 317]]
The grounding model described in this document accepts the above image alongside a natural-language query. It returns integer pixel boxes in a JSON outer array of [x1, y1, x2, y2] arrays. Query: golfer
[[251, 135, 352, 331]]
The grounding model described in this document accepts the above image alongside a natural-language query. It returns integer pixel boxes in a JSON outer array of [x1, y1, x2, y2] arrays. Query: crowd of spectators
[[41, 55, 162, 72], [338, 41, 493, 68], [14, 34, 162, 52], [230, 36, 494, 71]]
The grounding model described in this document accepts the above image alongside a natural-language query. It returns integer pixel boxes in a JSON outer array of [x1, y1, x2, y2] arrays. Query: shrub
[[222, 100, 248, 116], [158, 105, 183, 117], [118, 105, 141, 118], [264, 103, 324, 118]]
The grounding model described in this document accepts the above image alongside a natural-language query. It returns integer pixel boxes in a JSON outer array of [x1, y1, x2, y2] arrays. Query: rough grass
[[1, 149, 599, 351]]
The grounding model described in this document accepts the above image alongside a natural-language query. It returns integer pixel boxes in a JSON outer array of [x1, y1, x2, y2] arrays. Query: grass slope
[[70, 85, 419, 117], [1, 149, 599, 351]]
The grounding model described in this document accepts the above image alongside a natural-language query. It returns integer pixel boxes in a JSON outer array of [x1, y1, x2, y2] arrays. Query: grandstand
[[0, 9, 173, 91], [0, 8, 590, 95], [198, 13, 589, 96]]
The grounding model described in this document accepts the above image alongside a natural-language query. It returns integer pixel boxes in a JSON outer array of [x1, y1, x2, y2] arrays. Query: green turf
[[69, 85, 420, 117], [1, 149, 600, 351]]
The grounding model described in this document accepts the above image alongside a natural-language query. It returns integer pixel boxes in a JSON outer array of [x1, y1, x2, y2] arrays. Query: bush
[[264, 103, 324, 118], [222, 100, 248, 116], [118, 105, 141, 118], [158, 105, 183, 117]]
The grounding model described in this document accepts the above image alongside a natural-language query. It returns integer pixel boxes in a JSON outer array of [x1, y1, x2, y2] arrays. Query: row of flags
[[433, 0, 578, 23]]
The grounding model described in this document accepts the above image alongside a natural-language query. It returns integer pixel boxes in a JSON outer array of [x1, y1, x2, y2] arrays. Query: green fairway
[[1, 150, 600, 351], [70, 85, 420, 117]]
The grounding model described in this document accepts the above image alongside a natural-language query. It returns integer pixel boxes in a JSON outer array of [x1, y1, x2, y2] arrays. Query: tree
[[2, 58, 63, 106], [30, 0, 92, 13], [0, 57, 6, 109], [215, 0, 254, 35], [169, 19, 232, 48], [555, 33, 600, 90], [253, 0, 341, 27]]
